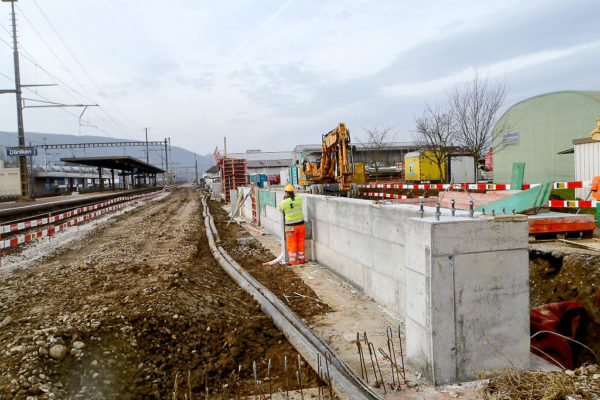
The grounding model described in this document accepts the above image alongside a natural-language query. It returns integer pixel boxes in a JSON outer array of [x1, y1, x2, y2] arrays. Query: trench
[[529, 248, 600, 367]]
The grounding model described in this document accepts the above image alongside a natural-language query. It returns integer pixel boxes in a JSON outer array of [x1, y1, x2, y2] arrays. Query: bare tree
[[413, 105, 455, 182], [449, 74, 509, 181], [362, 125, 396, 182]]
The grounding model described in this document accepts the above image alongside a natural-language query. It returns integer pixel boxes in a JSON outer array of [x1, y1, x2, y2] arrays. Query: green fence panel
[[259, 190, 276, 214]]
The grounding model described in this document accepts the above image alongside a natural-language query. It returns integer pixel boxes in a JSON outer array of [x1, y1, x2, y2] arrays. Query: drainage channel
[[201, 196, 383, 400]]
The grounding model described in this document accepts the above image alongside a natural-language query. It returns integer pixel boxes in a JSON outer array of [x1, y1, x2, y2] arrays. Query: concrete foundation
[[238, 188, 531, 384], [404, 216, 529, 384]]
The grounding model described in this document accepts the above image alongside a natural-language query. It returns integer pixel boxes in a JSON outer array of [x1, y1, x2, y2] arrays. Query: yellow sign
[[591, 117, 600, 141]]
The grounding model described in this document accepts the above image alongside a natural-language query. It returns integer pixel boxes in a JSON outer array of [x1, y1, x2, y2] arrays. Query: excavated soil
[[530, 249, 600, 366], [0, 189, 318, 399], [208, 201, 333, 319]]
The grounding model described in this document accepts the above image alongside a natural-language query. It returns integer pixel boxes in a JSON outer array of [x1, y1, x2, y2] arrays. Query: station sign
[[6, 146, 37, 157]]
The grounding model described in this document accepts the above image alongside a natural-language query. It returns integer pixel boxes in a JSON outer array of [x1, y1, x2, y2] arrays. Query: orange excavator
[[302, 123, 358, 196]]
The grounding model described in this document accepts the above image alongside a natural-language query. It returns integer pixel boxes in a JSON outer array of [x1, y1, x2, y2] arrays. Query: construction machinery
[[302, 123, 359, 196]]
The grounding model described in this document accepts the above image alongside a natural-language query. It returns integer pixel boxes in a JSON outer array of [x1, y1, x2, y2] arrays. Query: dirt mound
[[209, 201, 332, 319], [0, 190, 316, 399], [530, 249, 600, 366]]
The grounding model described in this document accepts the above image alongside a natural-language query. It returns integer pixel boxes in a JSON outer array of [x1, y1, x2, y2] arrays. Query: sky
[[0, 0, 598, 154]]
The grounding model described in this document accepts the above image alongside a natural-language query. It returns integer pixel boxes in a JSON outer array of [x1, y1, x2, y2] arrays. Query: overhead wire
[[5, 7, 140, 140], [30, 0, 143, 133]]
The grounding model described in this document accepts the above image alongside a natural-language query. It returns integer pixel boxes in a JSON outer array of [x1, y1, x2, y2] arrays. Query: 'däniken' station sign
[[6, 147, 37, 157]]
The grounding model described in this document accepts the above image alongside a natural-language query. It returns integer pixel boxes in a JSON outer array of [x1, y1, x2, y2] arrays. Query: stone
[[587, 365, 598, 374], [38, 347, 48, 356], [72, 341, 85, 350], [49, 344, 68, 361], [565, 370, 575, 377], [0, 316, 12, 328], [11, 345, 27, 353], [90, 360, 98, 367]]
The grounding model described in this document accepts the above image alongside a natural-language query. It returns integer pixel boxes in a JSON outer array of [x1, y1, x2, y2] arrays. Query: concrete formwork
[[238, 188, 530, 384]]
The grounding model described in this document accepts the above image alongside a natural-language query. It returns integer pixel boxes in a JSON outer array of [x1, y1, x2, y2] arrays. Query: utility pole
[[168, 137, 172, 182], [164, 138, 169, 184], [144, 127, 149, 164], [194, 153, 198, 185], [4, 0, 29, 198], [43, 137, 48, 171]]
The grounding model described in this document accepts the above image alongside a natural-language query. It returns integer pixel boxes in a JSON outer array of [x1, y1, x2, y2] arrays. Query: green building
[[493, 91, 600, 184]]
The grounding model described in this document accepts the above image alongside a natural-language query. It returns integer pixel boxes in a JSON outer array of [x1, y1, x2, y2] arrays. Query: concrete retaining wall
[[236, 188, 530, 383]]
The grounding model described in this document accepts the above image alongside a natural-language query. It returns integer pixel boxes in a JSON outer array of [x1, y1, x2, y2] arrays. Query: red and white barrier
[[359, 180, 592, 191], [0, 192, 159, 250], [548, 200, 598, 208], [1, 193, 152, 234], [363, 192, 425, 199]]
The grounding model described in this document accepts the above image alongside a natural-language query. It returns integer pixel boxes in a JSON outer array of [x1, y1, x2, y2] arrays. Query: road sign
[[6, 146, 37, 157]]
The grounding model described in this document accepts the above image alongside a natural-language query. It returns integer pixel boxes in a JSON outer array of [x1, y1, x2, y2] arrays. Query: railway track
[[201, 195, 383, 400], [0, 187, 160, 223]]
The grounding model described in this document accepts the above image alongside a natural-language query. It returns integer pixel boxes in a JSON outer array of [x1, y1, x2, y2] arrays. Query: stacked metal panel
[[220, 158, 247, 203]]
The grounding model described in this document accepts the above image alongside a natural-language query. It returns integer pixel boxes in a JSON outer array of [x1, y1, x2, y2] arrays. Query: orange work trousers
[[285, 224, 305, 265]]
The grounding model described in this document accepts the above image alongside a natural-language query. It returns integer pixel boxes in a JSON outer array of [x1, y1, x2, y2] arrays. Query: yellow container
[[404, 151, 446, 182]]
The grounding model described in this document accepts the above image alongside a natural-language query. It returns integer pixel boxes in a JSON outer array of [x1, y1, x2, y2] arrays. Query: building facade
[[492, 91, 600, 184]]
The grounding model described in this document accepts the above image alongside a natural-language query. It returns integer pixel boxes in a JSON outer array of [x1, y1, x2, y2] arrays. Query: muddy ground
[[208, 201, 332, 319], [0, 189, 323, 399], [530, 248, 600, 366]]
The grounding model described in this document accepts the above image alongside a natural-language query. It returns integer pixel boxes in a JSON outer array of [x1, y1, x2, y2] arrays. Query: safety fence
[[363, 192, 425, 200], [360, 180, 597, 209], [0, 191, 160, 251], [358, 180, 592, 191], [1, 195, 144, 235]]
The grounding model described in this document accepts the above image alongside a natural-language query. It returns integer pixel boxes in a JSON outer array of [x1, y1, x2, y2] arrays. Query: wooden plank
[[558, 239, 600, 252], [529, 221, 597, 234]]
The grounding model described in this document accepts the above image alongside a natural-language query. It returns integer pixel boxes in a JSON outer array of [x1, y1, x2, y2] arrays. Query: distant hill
[[0, 131, 215, 177]]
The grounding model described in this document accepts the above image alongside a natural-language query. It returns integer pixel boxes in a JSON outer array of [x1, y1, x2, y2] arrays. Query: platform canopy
[[60, 156, 165, 174]]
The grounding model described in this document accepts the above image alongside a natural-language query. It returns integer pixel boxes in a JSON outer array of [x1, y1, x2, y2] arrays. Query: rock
[[72, 341, 85, 350], [91, 321, 101, 330], [587, 365, 599, 374], [11, 345, 27, 353], [565, 370, 575, 377], [0, 315, 12, 328], [49, 344, 68, 361], [90, 360, 98, 367], [38, 347, 48, 356], [593, 374, 600, 380]]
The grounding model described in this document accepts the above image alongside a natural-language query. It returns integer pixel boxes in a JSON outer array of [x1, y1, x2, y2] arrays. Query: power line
[[31, 0, 143, 133], [9, 8, 140, 140]]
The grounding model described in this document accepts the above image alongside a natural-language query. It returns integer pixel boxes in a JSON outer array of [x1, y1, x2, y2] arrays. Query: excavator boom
[[303, 123, 354, 192]]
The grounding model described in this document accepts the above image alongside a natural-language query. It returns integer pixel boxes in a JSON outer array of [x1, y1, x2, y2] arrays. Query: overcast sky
[[0, 0, 598, 154]]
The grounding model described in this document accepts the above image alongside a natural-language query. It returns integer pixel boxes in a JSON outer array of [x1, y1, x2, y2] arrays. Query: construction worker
[[278, 184, 305, 265]]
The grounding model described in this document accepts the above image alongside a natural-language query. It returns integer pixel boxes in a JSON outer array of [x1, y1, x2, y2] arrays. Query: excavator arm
[[303, 123, 354, 192]]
